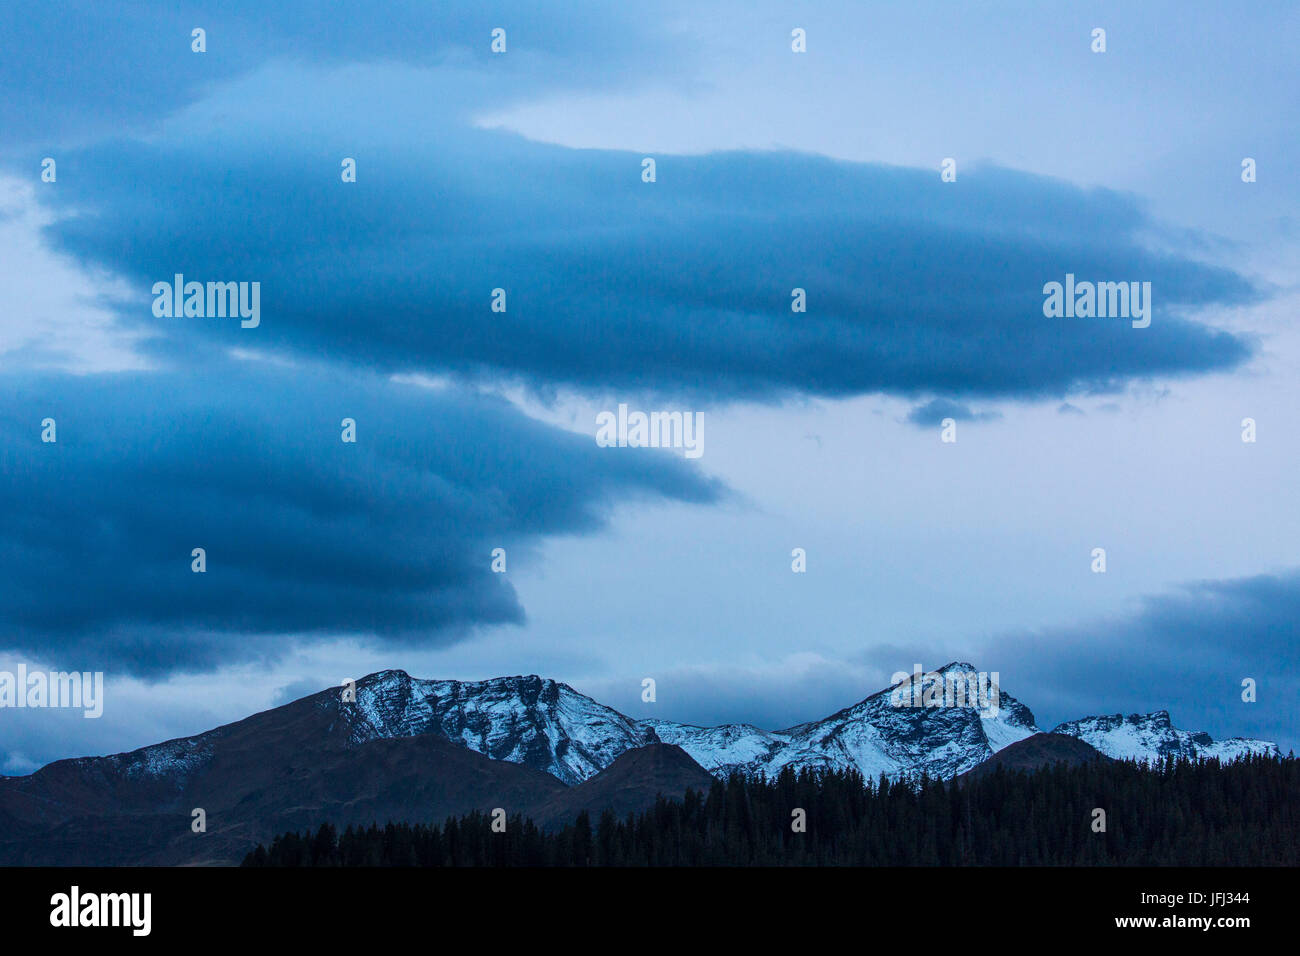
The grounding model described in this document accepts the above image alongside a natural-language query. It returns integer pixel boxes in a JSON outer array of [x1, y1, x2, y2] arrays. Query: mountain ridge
[[6, 662, 1274, 789], [648, 661, 1041, 780], [0, 663, 1280, 865]]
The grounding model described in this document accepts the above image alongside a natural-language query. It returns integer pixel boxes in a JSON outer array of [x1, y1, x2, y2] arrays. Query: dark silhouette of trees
[[243, 753, 1299, 867]]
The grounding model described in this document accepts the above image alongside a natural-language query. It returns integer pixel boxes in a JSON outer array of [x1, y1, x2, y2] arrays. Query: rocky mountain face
[[334, 662, 1041, 783], [649, 662, 1040, 780], [1051, 711, 1281, 763], [338, 670, 658, 785]]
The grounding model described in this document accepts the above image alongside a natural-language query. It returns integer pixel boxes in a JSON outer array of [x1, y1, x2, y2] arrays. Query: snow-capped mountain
[[649, 662, 1039, 780], [1051, 711, 1280, 763], [330, 662, 1040, 783], [34, 667, 1274, 801], [335, 670, 657, 785], [5, 665, 1279, 865], [325, 665, 1277, 784]]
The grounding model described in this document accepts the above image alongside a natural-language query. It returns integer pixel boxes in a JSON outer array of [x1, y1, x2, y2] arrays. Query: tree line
[[243, 753, 1299, 866]]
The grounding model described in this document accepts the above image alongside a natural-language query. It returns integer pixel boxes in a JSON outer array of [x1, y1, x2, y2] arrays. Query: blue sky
[[1, 1, 1297, 770]]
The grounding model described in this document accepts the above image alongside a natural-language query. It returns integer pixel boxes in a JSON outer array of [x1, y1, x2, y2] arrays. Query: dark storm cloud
[[0, 0, 687, 146], [0, 361, 722, 676], [40, 124, 1258, 403], [985, 571, 1300, 753]]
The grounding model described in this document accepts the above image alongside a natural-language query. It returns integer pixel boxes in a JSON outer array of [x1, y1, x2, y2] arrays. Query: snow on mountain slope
[[313, 666, 1275, 786], [641, 720, 788, 775], [646, 663, 1039, 780], [338, 670, 657, 784], [1051, 711, 1280, 763]]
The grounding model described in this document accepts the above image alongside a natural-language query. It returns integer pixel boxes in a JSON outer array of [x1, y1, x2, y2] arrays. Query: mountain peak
[[333, 670, 654, 785], [358, 668, 411, 684], [651, 662, 1040, 781]]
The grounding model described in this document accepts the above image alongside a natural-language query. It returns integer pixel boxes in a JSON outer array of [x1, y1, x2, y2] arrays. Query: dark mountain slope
[[956, 732, 1110, 784], [525, 743, 717, 830], [0, 721, 566, 865]]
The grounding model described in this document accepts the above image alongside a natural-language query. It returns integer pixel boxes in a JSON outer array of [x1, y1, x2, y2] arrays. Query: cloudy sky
[[1, 1, 1297, 771]]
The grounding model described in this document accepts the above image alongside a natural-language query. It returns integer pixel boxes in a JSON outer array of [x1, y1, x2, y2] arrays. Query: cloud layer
[[32, 68, 1259, 406], [0, 360, 721, 675]]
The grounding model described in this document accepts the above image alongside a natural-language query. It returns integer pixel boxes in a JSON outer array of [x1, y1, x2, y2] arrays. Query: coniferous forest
[[243, 754, 1299, 867]]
